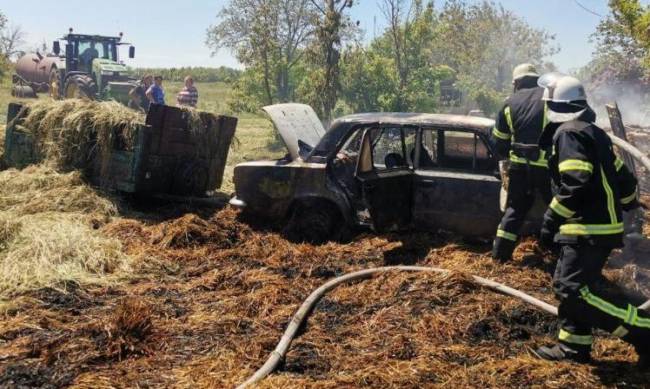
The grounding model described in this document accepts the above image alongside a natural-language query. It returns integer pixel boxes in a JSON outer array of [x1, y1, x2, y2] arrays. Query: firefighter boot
[[533, 343, 590, 364], [492, 237, 517, 263], [636, 345, 650, 370]]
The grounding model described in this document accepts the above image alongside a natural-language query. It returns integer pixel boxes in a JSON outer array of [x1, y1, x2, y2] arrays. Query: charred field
[[0, 98, 649, 388], [0, 201, 649, 388]]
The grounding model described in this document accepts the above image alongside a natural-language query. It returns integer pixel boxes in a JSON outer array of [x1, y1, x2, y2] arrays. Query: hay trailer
[[4, 103, 237, 197]]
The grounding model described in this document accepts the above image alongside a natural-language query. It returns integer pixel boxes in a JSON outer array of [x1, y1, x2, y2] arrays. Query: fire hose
[[237, 134, 650, 388], [238, 265, 650, 388], [236, 266, 558, 389]]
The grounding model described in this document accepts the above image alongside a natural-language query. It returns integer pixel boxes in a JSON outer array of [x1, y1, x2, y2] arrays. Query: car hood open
[[262, 103, 326, 161]]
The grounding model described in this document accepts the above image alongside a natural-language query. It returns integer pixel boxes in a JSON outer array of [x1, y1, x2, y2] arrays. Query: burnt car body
[[230, 104, 543, 241]]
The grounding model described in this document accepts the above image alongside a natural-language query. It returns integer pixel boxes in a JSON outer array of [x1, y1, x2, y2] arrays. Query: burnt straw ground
[[0, 207, 649, 388]]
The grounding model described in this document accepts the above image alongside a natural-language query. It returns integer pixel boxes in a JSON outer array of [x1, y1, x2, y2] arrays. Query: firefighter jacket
[[491, 86, 548, 167], [544, 118, 639, 247]]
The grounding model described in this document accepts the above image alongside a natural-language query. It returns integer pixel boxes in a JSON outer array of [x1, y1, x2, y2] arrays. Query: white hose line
[[640, 300, 650, 311], [236, 266, 557, 389], [606, 134, 650, 312], [608, 134, 650, 174]]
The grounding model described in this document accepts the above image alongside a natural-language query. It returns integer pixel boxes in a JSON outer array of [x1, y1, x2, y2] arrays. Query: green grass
[[0, 78, 286, 192]]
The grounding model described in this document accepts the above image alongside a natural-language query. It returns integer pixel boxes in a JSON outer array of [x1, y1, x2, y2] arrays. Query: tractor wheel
[[49, 69, 62, 99], [64, 74, 97, 100]]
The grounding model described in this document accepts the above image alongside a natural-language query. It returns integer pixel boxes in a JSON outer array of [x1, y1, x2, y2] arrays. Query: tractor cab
[[51, 29, 136, 102]]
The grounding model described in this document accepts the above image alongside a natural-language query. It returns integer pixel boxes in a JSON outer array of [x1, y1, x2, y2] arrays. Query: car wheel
[[284, 202, 339, 244]]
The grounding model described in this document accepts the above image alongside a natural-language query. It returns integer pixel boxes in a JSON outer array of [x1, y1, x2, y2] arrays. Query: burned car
[[230, 103, 542, 242]]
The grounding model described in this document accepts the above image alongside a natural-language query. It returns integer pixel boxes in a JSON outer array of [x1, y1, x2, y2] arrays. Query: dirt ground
[[0, 202, 649, 389]]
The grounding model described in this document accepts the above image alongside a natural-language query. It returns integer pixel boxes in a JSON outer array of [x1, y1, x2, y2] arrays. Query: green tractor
[[47, 29, 137, 104]]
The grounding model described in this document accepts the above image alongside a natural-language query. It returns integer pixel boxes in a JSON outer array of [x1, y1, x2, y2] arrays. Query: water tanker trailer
[[12, 28, 137, 105]]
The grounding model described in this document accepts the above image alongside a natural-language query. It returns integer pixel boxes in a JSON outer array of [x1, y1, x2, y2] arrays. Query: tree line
[[208, 0, 558, 118], [130, 66, 242, 83]]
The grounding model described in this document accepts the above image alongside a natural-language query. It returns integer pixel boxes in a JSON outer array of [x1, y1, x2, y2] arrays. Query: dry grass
[[0, 208, 646, 388], [0, 88, 647, 386], [0, 165, 116, 216], [0, 165, 129, 300]]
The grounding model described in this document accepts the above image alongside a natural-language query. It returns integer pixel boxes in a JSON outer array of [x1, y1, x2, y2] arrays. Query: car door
[[412, 127, 502, 237], [356, 126, 415, 232]]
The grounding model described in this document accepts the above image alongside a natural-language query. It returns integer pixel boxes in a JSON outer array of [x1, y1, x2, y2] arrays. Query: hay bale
[[17, 99, 144, 171]]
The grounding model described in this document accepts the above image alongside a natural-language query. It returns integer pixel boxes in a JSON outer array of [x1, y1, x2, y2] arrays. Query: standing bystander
[[176, 76, 199, 108], [128, 74, 153, 112], [146, 75, 166, 106]]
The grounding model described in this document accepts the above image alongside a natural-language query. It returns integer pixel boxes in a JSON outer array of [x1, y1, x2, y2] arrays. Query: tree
[[0, 24, 26, 60], [306, 0, 355, 122], [577, 0, 650, 116], [206, 0, 316, 106], [0, 11, 8, 79], [340, 0, 555, 115], [585, 0, 649, 84], [424, 0, 558, 113]]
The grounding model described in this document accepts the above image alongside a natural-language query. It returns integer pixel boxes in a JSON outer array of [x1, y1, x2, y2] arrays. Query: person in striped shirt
[[176, 75, 199, 108]]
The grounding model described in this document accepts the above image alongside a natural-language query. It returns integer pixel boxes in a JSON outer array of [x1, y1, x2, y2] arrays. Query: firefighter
[[534, 75, 649, 367], [491, 63, 552, 262]]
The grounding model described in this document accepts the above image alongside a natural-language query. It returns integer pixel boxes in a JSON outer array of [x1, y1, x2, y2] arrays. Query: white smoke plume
[[587, 81, 650, 129]]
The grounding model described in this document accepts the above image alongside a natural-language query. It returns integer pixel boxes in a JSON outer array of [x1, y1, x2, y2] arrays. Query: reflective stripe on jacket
[[547, 120, 638, 246], [490, 86, 548, 167]]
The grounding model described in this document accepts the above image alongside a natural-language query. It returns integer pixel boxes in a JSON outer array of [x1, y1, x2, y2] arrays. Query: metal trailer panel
[[4, 103, 237, 197]]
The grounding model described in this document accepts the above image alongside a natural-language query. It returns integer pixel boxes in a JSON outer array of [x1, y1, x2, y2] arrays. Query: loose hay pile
[[0, 208, 647, 388], [0, 165, 129, 300], [14, 99, 144, 171]]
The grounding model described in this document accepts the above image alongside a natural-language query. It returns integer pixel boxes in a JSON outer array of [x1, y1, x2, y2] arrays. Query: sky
[[0, 0, 625, 72]]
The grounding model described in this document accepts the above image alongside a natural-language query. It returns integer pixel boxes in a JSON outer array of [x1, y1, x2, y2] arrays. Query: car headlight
[[100, 70, 118, 76]]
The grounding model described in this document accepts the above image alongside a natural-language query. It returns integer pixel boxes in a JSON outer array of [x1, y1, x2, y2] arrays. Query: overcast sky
[[0, 0, 626, 72]]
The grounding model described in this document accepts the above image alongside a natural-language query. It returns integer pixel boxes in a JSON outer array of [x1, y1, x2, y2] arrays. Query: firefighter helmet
[[512, 63, 539, 81], [543, 76, 590, 123], [537, 71, 567, 89], [542, 76, 587, 103]]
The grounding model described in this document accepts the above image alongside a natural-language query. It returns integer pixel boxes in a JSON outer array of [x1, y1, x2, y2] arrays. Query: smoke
[[587, 81, 650, 129]]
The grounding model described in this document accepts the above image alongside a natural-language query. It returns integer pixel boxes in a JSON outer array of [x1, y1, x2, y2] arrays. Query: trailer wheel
[[64, 75, 97, 100], [49, 69, 62, 99], [283, 200, 341, 244]]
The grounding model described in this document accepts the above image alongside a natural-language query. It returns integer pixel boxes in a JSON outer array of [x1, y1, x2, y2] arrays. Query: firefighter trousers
[[493, 165, 551, 261], [554, 244, 650, 355]]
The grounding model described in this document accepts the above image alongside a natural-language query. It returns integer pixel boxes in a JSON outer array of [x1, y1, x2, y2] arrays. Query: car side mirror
[[129, 46, 135, 59], [53, 41, 60, 55]]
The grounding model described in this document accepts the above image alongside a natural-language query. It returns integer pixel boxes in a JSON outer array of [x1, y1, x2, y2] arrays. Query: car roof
[[332, 112, 495, 132], [309, 112, 496, 161]]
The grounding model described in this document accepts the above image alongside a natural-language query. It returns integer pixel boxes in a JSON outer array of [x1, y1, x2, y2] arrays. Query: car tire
[[284, 202, 339, 244]]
